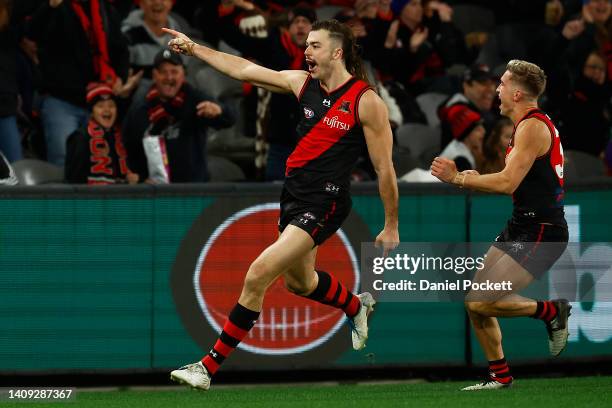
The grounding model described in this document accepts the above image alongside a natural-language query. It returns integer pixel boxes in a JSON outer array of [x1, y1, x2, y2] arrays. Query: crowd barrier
[[1, 180, 611, 372]]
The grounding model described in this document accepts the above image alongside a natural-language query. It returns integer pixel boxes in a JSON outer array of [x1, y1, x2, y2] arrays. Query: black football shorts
[[492, 219, 569, 279], [278, 186, 352, 246]]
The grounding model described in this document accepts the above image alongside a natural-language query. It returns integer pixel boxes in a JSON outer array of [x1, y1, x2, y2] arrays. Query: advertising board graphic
[[170, 198, 372, 367]]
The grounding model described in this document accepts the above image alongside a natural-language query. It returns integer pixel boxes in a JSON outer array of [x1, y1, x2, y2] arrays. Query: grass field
[[4, 377, 611, 408]]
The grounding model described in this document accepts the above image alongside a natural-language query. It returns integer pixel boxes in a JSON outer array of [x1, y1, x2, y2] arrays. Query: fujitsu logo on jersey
[[323, 116, 350, 130]]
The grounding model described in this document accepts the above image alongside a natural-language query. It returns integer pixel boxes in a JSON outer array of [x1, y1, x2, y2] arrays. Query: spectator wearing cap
[[25, 0, 133, 167], [122, 50, 235, 183], [216, 1, 316, 181], [122, 0, 200, 79], [439, 103, 485, 171], [438, 63, 498, 150], [65, 82, 138, 184]]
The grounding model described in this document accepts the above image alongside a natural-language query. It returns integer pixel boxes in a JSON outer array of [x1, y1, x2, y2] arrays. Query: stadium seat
[[12, 159, 64, 185], [563, 150, 606, 182], [396, 124, 442, 162], [493, 63, 507, 78], [316, 5, 344, 21], [205, 90, 255, 170], [392, 148, 419, 177], [194, 66, 243, 100], [217, 39, 241, 56], [416, 92, 447, 127], [475, 33, 503, 68], [446, 63, 469, 78], [208, 155, 246, 182], [451, 5, 496, 35]]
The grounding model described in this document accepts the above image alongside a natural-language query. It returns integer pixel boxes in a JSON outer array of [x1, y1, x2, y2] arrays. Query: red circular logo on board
[[194, 203, 359, 355]]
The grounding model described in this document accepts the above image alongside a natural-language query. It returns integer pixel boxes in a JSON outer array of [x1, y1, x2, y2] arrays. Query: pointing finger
[[162, 28, 181, 37]]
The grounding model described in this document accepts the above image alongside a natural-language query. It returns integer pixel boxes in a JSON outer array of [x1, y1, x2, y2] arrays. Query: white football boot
[[461, 378, 512, 391], [350, 292, 376, 350], [170, 361, 211, 390], [546, 299, 572, 356]]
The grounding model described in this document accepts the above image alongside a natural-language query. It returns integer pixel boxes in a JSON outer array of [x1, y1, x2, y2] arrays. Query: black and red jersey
[[285, 75, 372, 200], [506, 108, 566, 224]]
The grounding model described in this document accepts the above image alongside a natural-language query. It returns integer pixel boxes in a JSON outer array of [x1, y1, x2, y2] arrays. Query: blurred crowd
[[0, 0, 610, 185]]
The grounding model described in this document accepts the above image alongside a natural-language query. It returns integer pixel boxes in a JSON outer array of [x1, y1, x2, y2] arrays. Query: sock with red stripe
[[201, 303, 259, 376], [305, 270, 360, 318], [488, 357, 513, 384], [531, 300, 558, 322]]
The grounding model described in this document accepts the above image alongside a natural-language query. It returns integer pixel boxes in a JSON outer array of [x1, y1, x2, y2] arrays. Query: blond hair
[[506, 59, 547, 98]]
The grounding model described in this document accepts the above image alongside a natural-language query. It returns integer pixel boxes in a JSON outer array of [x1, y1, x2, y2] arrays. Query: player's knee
[[465, 301, 487, 315], [243, 260, 271, 295]]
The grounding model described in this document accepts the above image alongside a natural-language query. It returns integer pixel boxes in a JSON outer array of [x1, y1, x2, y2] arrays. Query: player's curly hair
[[506, 60, 547, 98], [311, 19, 370, 84]]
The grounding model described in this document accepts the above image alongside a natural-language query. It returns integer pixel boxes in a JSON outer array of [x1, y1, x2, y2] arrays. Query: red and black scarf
[[86, 119, 128, 184], [146, 85, 186, 133], [71, 0, 117, 84], [280, 30, 305, 70]]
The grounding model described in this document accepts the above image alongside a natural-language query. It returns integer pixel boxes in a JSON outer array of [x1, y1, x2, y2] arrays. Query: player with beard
[[431, 60, 571, 391], [164, 20, 399, 390]]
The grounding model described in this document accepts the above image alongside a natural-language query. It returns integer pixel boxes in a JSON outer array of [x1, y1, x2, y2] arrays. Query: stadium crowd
[[0, 0, 610, 184]]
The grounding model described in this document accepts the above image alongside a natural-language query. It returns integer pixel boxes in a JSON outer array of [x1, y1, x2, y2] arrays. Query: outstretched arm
[[163, 28, 308, 96], [359, 90, 400, 256], [431, 118, 550, 194]]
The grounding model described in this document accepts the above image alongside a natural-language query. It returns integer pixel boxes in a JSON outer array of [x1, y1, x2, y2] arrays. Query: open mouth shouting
[[159, 81, 179, 97], [96, 110, 116, 129], [306, 58, 318, 74]]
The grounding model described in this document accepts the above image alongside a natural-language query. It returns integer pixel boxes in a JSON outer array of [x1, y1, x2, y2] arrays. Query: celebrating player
[[164, 20, 399, 390], [431, 60, 570, 390]]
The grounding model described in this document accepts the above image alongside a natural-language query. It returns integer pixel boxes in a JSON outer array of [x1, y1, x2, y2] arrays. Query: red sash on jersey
[[286, 79, 371, 173]]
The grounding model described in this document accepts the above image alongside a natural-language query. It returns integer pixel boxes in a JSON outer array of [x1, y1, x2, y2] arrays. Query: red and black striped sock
[[306, 270, 360, 318], [532, 300, 558, 322], [201, 303, 259, 376], [489, 357, 513, 384]]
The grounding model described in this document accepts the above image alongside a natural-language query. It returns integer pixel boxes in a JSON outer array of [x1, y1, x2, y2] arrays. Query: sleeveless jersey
[[284, 75, 372, 200], [506, 108, 565, 224]]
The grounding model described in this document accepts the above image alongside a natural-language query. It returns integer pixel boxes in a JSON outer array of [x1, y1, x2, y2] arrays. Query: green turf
[[5, 377, 612, 408]]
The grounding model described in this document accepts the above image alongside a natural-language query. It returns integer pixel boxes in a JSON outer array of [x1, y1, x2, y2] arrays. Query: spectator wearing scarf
[[65, 82, 138, 184], [26, 0, 130, 167], [217, 2, 316, 180], [123, 50, 235, 183]]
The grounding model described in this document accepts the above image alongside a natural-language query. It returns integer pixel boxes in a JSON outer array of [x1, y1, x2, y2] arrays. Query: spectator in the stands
[[333, 0, 394, 62], [372, 0, 466, 95], [26, 0, 133, 167], [439, 103, 484, 171], [123, 50, 235, 183], [565, 0, 612, 80], [438, 63, 498, 150], [216, 1, 316, 181], [122, 0, 199, 79], [558, 50, 611, 157], [0, 0, 39, 162], [65, 82, 138, 185], [479, 116, 513, 175]]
